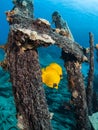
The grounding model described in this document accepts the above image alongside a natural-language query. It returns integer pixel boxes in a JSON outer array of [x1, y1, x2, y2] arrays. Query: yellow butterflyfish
[[41, 63, 63, 89], [47, 63, 62, 77]]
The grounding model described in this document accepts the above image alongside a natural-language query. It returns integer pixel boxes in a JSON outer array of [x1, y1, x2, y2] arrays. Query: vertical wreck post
[[7, 43, 51, 129], [12, 0, 34, 18], [52, 11, 91, 130], [62, 53, 91, 130], [52, 11, 74, 41], [86, 32, 94, 115], [4, 0, 52, 129]]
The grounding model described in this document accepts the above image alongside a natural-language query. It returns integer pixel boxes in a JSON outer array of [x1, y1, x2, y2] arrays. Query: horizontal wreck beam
[[6, 12, 86, 62]]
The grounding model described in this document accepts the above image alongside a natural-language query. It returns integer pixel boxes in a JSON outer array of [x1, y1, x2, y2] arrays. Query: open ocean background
[[0, 0, 98, 129]]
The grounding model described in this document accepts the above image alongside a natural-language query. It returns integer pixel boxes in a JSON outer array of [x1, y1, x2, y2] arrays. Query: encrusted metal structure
[[0, 0, 95, 130], [86, 33, 94, 115], [52, 12, 92, 130]]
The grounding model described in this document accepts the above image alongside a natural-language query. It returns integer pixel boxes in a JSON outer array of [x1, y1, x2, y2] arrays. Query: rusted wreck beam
[[62, 53, 91, 130], [86, 32, 94, 115], [52, 11, 91, 129], [12, 0, 34, 18], [4, 1, 52, 130], [5, 3, 86, 62], [52, 11, 75, 41], [6, 32, 52, 130], [6, 17, 86, 62]]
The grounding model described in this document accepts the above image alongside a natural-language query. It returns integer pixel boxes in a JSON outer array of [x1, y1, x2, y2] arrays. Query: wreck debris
[[12, 0, 34, 18], [4, 0, 52, 130], [52, 11, 74, 41], [52, 11, 91, 129], [54, 28, 72, 40], [6, 26, 52, 129], [86, 32, 94, 115], [3, 15, 85, 61], [7, 47, 51, 129], [62, 53, 91, 130], [36, 18, 51, 27], [6, 0, 34, 24], [17, 28, 55, 44]]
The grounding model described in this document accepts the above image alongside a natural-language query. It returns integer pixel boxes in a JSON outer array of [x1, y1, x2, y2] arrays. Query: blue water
[[0, 67, 18, 130], [0, 0, 98, 129]]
